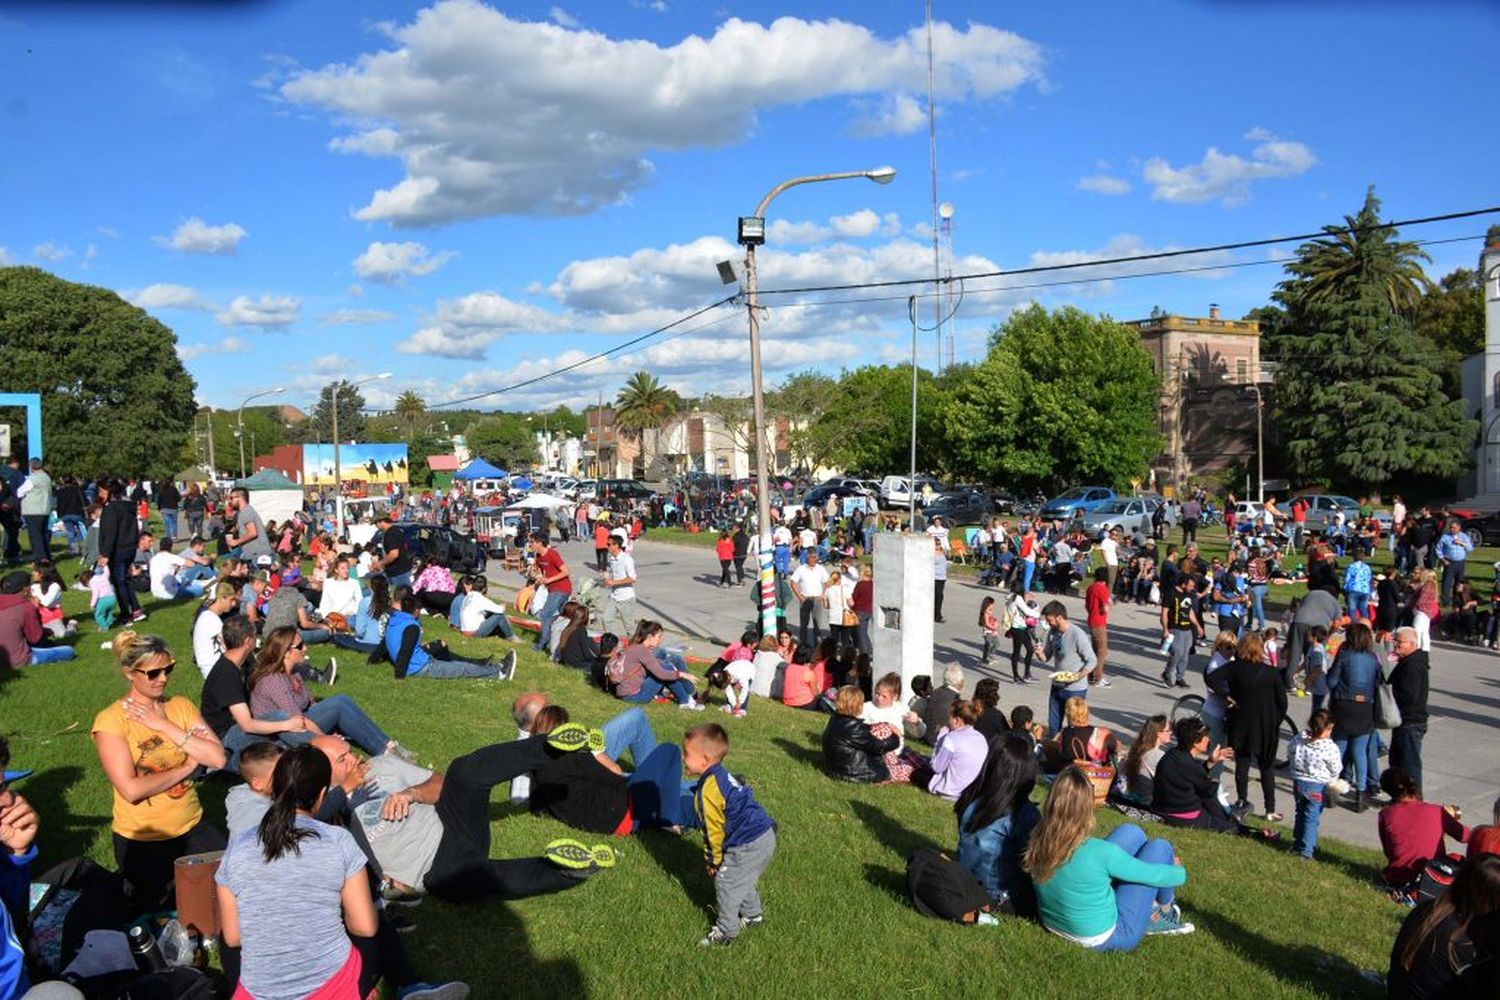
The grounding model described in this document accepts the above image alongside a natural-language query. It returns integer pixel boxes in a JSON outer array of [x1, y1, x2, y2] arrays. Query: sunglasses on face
[[290, 642, 306, 651], [133, 662, 176, 680]]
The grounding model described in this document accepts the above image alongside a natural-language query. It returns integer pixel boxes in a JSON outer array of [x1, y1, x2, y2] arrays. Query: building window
[[1236, 359, 1249, 384]]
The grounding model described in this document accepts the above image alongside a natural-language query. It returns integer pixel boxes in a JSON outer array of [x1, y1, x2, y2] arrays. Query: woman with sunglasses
[[91, 631, 227, 910]]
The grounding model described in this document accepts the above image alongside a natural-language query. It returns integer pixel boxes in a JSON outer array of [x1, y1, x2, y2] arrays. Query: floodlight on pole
[[237, 387, 285, 479], [738, 166, 897, 637], [332, 372, 393, 538]]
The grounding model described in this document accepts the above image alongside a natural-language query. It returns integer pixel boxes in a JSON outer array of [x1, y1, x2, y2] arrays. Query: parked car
[[597, 478, 655, 501], [879, 474, 945, 510], [1078, 497, 1155, 538], [1459, 511, 1500, 548], [1039, 486, 1117, 521], [391, 521, 487, 575], [1276, 494, 1360, 534], [922, 489, 996, 526], [801, 482, 877, 512]]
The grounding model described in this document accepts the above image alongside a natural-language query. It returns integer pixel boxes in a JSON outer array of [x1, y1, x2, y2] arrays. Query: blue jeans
[[161, 509, 178, 541], [330, 635, 378, 654], [1022, 560, 1036, 593], [261, 695, 391, 756], [61, 515, 86, 552], [1049, 684, 1085, 735], [1292, 779, 1325, 858], [602, 707, 657, 766], [447, 594, 467, 630], [415, 656, 500, 680], [471, 612, 514, 639], [625, 744, 698, 831], [534, 591, 568, 649], [1390, 723, 1426, 791], [178, 564, 216, 585], [1248, 585, 1268, 630], [1094, 824, 1176, 952], [1334, 731, 1377, 792], [387, 572, 412, 590], [624, 676, 697, 706], [1347, 592, 1370, 621], [29, 645, 77, 665], [299, 627, 333, 646]]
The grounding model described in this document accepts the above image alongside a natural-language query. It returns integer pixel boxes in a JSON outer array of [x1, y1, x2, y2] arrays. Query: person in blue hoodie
[[955, 733, 1041, 917], [685, 724, 776, 947], [384, 590, 513, 681], [1, 737, 40, 1000]]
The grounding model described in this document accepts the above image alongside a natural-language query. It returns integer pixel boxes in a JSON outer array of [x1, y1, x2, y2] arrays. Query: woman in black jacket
[[1209, 631, 1289, 821], [95, 476, 143, 624], [822, 686, 900, 783], [1151, 716, 1238, 832]]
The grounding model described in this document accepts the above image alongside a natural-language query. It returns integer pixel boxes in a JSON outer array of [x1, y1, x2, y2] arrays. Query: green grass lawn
[[2, 572, 1406, 998]]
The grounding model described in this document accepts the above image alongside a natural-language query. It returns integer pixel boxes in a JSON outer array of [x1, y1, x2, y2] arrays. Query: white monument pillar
[[871, 532, 935, 703]]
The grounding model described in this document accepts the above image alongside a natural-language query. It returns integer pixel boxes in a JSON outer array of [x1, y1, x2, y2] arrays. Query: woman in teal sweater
[[1023, 767, 1195, 950]]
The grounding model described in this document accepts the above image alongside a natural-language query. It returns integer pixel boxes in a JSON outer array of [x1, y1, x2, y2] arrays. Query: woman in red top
[[1377, 767, 1468, 889], [715, 531, 735, 587], [1466, 796, 1500, 860], [850, 564, 874, 655], [781, 649, 826, 711]]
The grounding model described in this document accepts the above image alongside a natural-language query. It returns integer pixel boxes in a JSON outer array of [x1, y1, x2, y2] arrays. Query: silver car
[[1277, 494, 1361, 534], [1079, 497, 1155, 538]]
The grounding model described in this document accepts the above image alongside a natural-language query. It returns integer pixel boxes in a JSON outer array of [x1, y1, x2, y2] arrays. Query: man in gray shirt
[[1038, 600, 1097, 735], [1285, 587, 1341, 692], [16, 457, 53, 563], [225, 488, 274, 562]]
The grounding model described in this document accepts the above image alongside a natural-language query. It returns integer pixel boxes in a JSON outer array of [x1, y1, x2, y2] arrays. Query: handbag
[[1375, 671, 1402, 729]]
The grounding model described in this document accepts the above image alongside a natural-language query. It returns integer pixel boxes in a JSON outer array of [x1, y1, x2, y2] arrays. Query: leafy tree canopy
[[309, 380, 368, 442], [465, 412, 535, 470]]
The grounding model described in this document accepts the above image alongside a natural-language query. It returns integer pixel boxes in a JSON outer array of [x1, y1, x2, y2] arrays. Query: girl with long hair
[[1121, 714, 1171, 801], [955, 734, 1040, 915], [1388, 853, 1500, 996], [1025, 767, 1193, 950], [217, 745, 377, 999]]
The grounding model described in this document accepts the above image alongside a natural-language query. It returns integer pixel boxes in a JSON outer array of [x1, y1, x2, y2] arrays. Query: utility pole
[[205, 408, 216, 475]]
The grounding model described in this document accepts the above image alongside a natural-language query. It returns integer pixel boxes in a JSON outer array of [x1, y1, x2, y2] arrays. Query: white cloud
[[84, 243, 99, 262], [179, 336, 250, 361], [549, 6, 578, 28], [310, 353, 356, 374], [157, 217, 248, 254], [397, 291, 566, 358], [0, 248, 12, 265], [848, 92, 927, 137], [766, 219, 832, 245], [1026, 235, 1235, 296], [215, 294, 301, 328], [352, 240, 455, 284], [322, 308, 398, 325], [33, 242, 71, 263], [127, 283, 211, 310], [96, 226, 120, 239], [282, 4, 1044, 225], [1077, 174, 1132, 196], [829, 209, 901, 238], [1142, 133, 1316, 207], [347, 284, 365, 298]]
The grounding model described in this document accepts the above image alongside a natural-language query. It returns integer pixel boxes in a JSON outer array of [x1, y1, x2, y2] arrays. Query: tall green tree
[[465, 413, 535, 469], [310, 380, 368, 442], [615, 371, 683, 474], [394, 390, 427, 439], [1414, 267, 1486, 396], [811, 365, 944, 476], [770, 370, 838, 472], [941, 305, 1161, 491], [0, 266, 197, 478]]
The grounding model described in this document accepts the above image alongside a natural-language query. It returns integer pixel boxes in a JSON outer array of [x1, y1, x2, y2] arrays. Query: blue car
[[1039, 486, 1117, 522]]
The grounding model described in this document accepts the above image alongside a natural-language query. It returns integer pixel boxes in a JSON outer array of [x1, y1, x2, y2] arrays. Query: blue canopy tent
[[453, 458, 507, 481]]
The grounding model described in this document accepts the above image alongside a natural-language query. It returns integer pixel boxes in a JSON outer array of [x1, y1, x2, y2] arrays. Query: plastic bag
[[157, 919, 195, 968]]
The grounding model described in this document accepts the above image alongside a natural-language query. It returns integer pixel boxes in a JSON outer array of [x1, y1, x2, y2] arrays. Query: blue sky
[[2, 0, 1496, 414]]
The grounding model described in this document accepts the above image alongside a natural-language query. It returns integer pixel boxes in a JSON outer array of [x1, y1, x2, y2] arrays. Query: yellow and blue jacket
[[692, 763, 775, 867]]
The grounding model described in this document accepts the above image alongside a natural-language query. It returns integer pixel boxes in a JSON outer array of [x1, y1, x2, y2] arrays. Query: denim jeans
[[534, 590, 568, 649], [1049, 684, 1085, 735], [1094, 824, 1176, 952], [161, 509, 178, 541], [601, 707, 657, 766], [1390, 723, 1426, 791], [29, 645, 77, 665], [624, 676, 697, 705], [416, 656, 500, 680], [447, 594, 467, 630], [471, 613, 514, 640], [1292, 779, 1325, 858], [1022, 560, 1036, 593], [261, 695, 391, 756], [624, 744, 698, 831], [1334, 731, 1377, 791], [61, 514, 86, 553], [1248, 585, 1268, 630], [1346, 592, 1370, 622], [178, 564, 216, 585], [299, 627, 333, 646]]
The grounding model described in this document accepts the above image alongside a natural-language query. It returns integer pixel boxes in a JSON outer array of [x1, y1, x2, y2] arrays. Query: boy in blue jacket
[[1, 737, 39, 1000], [684, 724, 776, 947]]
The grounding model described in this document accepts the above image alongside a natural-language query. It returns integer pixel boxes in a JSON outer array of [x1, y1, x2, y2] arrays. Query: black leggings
[[416, 590, 455, 614], [1009, 628, 1035, 679], [719, 559, 734, 585], [1234, 739, 1279, 813], [112, 819, 226, 912]]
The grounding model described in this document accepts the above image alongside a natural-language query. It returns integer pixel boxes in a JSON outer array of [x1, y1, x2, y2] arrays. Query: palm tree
[[1278, 186, 1432, 318], [615, 372, 682, 478], [394, 390, 426, 440]]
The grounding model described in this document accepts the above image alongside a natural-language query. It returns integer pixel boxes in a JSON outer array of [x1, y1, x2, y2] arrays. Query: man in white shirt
[[772, 523, 793, 575], [790, 551, 831, 648], [601, 534, 638, 637], [148, 538, 209, 601], [318, 555, 363, 618], [797, 525, 817, 563], [192, 582, 241, 678], [1099, 527, 1121, 593], [926, 515, 950, 552]]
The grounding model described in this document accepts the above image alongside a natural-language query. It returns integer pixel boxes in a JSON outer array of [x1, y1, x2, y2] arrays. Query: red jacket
[[1085, 581, 1110, 627], [0, 592, 43, 669]]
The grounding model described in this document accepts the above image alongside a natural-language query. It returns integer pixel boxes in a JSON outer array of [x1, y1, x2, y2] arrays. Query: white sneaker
[[498, 649, 518, 680], [678, 699, 706, 712]]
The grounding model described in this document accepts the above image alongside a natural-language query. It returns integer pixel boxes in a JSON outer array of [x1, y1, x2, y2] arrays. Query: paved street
[[492, 535, 1500, 851]]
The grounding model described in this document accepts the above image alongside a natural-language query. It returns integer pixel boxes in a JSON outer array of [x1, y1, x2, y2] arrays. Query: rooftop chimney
[[1209, 303, 1221, 320]]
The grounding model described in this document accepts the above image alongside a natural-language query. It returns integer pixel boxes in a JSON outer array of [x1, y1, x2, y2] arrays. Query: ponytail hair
[[257, 744, 331, 862]]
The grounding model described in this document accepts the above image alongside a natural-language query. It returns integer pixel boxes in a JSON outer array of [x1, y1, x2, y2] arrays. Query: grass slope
[[1, 577, 1402, 998]]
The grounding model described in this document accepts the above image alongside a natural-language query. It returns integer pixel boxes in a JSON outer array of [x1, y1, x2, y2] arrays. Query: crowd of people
[[2, 457, 1498, 996]]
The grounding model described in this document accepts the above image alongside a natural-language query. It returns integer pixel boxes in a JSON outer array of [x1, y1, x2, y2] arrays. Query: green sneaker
[[545, 723, 605, 754], [545, 838, 617, 870]]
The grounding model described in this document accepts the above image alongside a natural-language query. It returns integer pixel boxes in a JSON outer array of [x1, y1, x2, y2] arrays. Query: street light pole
[[739, 166, 896, 636], [237, 387, 285, 479], [332, 373, 393, 539], [1247, 383, 1266, 504]]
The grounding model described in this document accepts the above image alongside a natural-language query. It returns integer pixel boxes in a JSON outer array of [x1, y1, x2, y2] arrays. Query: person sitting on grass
[[685, 724, 778, 948], [82, 565, 119, 630], [911, 698, 988, 802], [225, 740, 283, 837], [216, 744, 378, 999], [1120, 714, 1171, 804], [456, 574, 515, 640], [1053, 697, 1118, 771], [383, 590, 516, 681], [91, 631, 227, 911], [332, 573, 389, 655], [1377, 767, 1470, 896], [1387, 853, 1500, 998], [781, 647, 826, 712], [610, 619, 702, 710], [1024, 766, 1195, 950], [1150, 716, 1240, 833], [523, 706, 700, 836], [1468, 796, 1500, 860], [956, 732, 1041, 917], [0, 570, 76, 667], [823, 686, 902, 784]]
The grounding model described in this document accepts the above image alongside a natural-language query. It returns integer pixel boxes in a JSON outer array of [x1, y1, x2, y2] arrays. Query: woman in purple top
[[245, 626, 400, 759], [912, 699, 989, 800]]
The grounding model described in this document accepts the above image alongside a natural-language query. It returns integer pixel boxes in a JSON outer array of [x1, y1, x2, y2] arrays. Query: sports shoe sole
[[546, 723, 605, 754], [499, 650, 518, 680], [545, 838, 617, 870], [1146, 920, 1196, 936]]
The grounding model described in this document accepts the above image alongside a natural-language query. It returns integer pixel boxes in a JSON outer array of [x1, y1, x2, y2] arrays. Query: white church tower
[[1475, 227, 1500, 499]]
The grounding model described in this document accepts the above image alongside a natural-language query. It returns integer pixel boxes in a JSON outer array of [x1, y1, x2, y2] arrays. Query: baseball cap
[[254, 554, 274, 568]]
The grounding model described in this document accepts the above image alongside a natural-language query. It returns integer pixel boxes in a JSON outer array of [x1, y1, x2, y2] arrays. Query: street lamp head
[[270, 386, 286, 394], [865, 166, 897, 185], [375, 372, 393, 380]]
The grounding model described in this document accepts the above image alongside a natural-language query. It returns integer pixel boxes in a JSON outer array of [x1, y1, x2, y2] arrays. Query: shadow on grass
[[633, 826, 717, 916], [25, 765, 106, 862], [489, 800, 529, 823], [861, 861, 909, 903], [769, 737, 825, 771], [849, 800, 944, 860], [1318, 843, 1388, 888], [422, 895, 588, 994], [1191, 906, 1385, 997]]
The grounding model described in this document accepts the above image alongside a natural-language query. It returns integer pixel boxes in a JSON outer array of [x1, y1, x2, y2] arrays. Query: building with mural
[[255, 443, 410, 489]]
